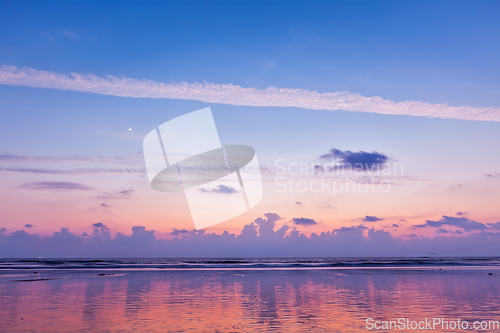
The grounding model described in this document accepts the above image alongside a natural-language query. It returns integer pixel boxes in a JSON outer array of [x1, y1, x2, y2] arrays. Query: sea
[[1, 257, 499, 332]]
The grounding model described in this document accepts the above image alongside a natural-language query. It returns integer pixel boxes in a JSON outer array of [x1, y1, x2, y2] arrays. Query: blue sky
[[2, 1, 499, 106], [0, 1, 499, 256]]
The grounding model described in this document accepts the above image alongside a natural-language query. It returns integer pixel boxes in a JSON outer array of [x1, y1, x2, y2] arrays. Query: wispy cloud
[[41, 31, 56, 42], [413, 215, 489, 232], [362, 215, 384, 222], [62, 30, 78, 40], [0, 153, 143, 164], [199, 184, 239, 194], [94, 188, 134, 200], [1, 66, 498, 121], [42, 30, 78, 41], [20, 181, 92, 191], [0, 166, 144, 175]]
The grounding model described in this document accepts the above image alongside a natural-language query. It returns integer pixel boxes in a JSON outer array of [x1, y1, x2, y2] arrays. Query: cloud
[[95, 189, 133, 199], [0, 65, 498, 121], [487, 222, 500, 230], [199, 184, 239, 194], [41, 31, 57, 42], [362, 215, 384, 222], [101, 203, 110, 208], [485, 173, 500, 178], [413, 215, 489, 231], [436, 228, 448, 234], [291, 217, 318, 226], [295, 202, 302, 205], [19, 181, 92, 191], [92, 223, 110, 240], [321, 149, 389, 171], [0, 153, 143, 164], [0, 214, 499, 257], [252, 213, 287, 238], [24, 224, 34, 228], [0, 166, 145, 175], [170, 229, 190, 236], [62, 30, 78, 40], [333, 225, 368, 232]]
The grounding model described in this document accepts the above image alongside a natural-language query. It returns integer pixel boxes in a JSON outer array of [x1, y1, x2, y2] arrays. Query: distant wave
[[1, 257, 499, 271]]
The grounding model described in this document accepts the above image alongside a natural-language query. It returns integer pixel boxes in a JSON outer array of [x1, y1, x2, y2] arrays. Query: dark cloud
[[199, 185, 239, 194], [291, 217, 318, 226], [456, 211, 467, 216], [82, 232, 89, 237], [487, 222, 500, 230], [362, 215, 384, 222], [413, 215, 489, 231], [392, 224, 400, 227], [93, 223, 105, 228], [95, 189, 133, 199], [436, 228, 448, 234], [20, 181, 92, 191], [320, 148, 389, 171], [101, 203, 110, 208], [170, 229, 190, 236], [24, 224, 34, 228], [295, 202, 302, 205], [333, 225, 368, 232]]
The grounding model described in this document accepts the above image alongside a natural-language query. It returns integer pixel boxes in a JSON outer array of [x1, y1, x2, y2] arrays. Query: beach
[[0, 258, 499, 332]]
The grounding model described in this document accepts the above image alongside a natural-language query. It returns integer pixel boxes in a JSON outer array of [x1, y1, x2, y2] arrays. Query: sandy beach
[[1, 261, 498, 332]]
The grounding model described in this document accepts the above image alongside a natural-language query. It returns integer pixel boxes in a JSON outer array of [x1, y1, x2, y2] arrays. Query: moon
[[128, 127, 132, 131]]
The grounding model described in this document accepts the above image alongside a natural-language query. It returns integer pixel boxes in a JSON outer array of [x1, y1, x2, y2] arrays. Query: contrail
[[1, 65, 498, 121]]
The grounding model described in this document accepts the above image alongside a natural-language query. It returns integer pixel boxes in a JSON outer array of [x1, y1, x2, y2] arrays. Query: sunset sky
[[1, 1, 499, 256]]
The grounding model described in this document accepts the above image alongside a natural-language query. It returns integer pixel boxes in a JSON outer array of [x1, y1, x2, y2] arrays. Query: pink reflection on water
[[0, 269, 498, 332]]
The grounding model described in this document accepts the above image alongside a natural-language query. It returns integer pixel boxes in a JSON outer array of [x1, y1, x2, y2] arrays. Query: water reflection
[[0, 269, 498, 332]]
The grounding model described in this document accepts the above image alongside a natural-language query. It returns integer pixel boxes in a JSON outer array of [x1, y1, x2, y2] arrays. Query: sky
[[0, 0, 499, 257]]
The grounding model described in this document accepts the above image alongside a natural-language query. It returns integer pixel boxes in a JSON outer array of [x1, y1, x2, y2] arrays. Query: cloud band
[[1, 65, 498, 121]]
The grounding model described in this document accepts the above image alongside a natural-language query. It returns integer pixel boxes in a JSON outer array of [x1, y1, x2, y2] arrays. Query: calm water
[[0, 258, 499, 332]]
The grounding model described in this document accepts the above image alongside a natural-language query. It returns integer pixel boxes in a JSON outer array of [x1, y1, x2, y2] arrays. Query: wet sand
[[0, 267, 498, 332]]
